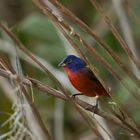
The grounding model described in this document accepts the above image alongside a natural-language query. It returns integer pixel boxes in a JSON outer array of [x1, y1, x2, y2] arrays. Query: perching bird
[[59, 55, 110, 110]]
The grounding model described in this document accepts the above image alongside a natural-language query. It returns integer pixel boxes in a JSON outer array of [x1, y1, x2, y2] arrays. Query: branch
[[124, 0, 140, 26], [20, 85, 52, 140], [90, 0, 140, 71], [0, 72, 52, 139], [0, 21, 113, 138], [32, 0, 140, 102], [0, 68, 140, 138], [49, 0, 140, 90], [112, 0, 140, 77], [0, 21, 67, 96]]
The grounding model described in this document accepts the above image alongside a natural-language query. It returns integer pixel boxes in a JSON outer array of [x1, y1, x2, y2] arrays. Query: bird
[[58, 55, 110, 111]]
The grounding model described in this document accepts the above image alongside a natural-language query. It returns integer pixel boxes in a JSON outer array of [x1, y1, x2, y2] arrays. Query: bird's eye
[[66, 59, 72, 64]]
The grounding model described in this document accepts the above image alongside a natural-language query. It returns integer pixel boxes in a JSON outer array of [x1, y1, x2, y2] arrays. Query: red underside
[[64, 67, 109, 97]]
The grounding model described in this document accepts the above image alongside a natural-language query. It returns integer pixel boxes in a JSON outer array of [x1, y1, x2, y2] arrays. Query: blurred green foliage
[[0, 0, 140, 139]]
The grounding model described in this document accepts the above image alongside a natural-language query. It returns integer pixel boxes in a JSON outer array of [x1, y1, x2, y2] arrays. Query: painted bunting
[[59, 55, 110, 109]]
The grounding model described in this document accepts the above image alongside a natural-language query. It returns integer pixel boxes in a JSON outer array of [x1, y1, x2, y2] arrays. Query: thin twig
[[0, 72, 52, 139], [112, 0, 140, 77], [31, 2, 140, 137], [49, 0, 140, 89], [124, 0, 140, 28], [0, 68, 140, 138], [32, 0, 140, 102], [0, 21, 68, 97], [90, 0, 140, 71], [0, 21, 107, 138], [20, 85, 52, 140]]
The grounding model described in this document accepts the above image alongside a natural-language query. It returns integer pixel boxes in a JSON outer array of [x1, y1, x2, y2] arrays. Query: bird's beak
[[58, 61, 66, 67]]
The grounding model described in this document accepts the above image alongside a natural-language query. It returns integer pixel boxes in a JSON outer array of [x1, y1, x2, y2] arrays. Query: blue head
[[58, 55, 86, 72]]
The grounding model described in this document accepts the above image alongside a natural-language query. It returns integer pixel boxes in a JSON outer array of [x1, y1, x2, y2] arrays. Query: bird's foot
[[93, 103, 98, 114], [91, 98, 99, 115], [85, 104, 98, 114], [71, 93, 83, 99]]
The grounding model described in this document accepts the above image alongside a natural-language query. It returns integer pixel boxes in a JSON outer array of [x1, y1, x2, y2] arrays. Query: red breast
[[64, 67, 108, 97]]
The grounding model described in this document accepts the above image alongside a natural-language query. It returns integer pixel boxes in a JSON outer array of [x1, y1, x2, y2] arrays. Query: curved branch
[[0, 68, 140, 138]]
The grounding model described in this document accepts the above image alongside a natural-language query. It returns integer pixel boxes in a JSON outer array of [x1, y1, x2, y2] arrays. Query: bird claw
[[92, 104, 98, 114], [71, 93, 83, 99], [85, 104, 98, 115], [70, 94, 76, 99], [92, 97, 99, 114]]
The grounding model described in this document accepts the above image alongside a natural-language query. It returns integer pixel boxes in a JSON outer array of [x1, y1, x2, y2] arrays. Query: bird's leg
[[71, 93, 83, 98], [92, 96, 99, 113], [82, 96, 99, 114], [93, 96, 99, 113]]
